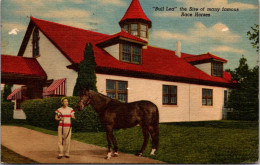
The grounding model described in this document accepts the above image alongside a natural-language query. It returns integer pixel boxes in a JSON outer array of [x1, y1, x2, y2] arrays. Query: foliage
[[226, 56, 259, 121], [3, 84, 13, 102], [247, 24, 259, 52], [73, 43, 98, 96], [1, 101, 15, 123], [21, 97, 103, 132], [25, 120, 259, 164]]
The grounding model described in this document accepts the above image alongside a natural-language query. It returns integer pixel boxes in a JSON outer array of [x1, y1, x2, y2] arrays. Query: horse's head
[[76, 88, 92, 111]]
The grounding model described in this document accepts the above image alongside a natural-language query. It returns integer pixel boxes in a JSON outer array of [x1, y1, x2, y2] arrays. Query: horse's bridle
[[80, 92, 92, 107]]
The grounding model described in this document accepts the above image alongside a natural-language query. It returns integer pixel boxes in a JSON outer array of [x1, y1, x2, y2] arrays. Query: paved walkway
[[1, 126, 164, 164]]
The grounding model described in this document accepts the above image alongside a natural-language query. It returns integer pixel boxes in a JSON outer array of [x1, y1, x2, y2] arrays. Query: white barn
[[7, 0, 235, 122]]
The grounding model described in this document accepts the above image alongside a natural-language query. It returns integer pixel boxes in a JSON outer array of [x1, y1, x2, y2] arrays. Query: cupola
[[119, 0, 152, 41]]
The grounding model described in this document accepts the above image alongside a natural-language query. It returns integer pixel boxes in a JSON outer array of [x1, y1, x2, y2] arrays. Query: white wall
[[96, 73, 228, 122], [23, 28, 78, 96], [194, 63, 211, 75], [104, 44, 120, 60]]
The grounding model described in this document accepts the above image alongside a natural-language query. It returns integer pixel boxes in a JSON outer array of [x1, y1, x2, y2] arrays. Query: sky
[[1, 0, 259, 70]]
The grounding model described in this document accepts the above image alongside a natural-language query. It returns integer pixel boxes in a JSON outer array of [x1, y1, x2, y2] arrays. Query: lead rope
[[58, 112, 64, 145], [59, 112, 72, 145]]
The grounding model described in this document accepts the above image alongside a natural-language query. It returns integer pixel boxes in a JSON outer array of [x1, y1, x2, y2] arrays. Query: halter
[[80, 91, 94, 107]]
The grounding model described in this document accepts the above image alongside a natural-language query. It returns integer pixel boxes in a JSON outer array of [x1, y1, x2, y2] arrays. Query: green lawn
[[1, 145, 38, 164], [8, 120, 259, 164]]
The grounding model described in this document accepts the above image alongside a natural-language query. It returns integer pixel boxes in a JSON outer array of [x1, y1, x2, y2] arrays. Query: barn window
[[120, 43, 142, 64], [162, 85, 177, 105], [32, 28, 40, 57], [106, 80, 128, 103], [123, 23, 148, 39], [202, 88, 213, 106], [212, 62, 223, 77]]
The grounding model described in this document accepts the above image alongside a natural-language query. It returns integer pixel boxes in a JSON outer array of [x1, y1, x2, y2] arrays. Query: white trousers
[[58, 127, 72, 156]]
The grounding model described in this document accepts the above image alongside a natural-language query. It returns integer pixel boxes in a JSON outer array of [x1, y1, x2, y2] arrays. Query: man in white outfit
[[55, 97, 75, 159]]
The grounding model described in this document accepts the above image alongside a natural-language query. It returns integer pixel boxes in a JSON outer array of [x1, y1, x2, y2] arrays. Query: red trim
[[59, 123, 71, 127], [62, 115, 72, 117]]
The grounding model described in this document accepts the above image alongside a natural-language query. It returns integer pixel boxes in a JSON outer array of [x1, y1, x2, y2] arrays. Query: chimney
[[176, 41, 181, 58]]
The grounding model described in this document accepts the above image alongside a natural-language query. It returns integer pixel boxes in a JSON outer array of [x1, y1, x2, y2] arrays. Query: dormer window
[[32, 28, 40, 57], [120, 43, 142, 64], [212, 61, 223, 77], [123, 23, 148, 39]]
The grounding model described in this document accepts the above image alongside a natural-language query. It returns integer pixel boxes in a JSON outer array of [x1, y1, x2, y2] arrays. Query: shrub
[[1, 101, 15, 124], [22, 97, 104, 132]]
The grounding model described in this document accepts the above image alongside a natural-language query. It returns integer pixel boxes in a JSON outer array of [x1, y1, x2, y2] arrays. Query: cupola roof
[[119, 0, 152, 28]]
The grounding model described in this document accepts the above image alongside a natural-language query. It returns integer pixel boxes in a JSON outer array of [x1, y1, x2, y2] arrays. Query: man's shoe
[[57, 156, 63, 159], [65, 155, 70, 158]]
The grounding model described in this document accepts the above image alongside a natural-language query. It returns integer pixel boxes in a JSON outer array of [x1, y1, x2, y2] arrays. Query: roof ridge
[[148, 45, 195, 56], [30, 16, 109, 37]]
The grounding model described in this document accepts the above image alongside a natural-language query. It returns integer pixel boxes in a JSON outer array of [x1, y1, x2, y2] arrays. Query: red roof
[[18, 17, 234, 86], [119, 0, 152, 27], [1, 55, 47, 77], [30, 17, 110, 64], [184, 52, 228, 63], [97, 29, 147, 45]]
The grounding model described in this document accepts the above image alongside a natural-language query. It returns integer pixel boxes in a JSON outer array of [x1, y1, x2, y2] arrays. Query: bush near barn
[[1, 101, 15, 124], [21, 97, 103, 132]]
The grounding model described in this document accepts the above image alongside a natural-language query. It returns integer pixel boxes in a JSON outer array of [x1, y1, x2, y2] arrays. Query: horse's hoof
[[104, 156, 111, 160], [136, 153, 142, 157], [150, 149, 156, 155], [113, 152, 119, 157], [105, 152, 112, 160]]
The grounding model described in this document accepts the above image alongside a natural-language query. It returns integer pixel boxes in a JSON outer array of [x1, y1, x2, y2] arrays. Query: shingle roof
[[183, 52, 228, 63], [19, 17, 234, 86], [119, 0, 152, 27], [97, 29, 148, 45], [1, 55, 47, 77]]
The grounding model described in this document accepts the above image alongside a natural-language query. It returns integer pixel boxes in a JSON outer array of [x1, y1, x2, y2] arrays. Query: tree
[[227, 56, 259, 121], [247, 24, 259, 52], [73, 43, 98, 96], [3, 84, 13, 102]]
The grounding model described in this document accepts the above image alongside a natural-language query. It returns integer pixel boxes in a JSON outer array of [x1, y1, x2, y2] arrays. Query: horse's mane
[[91, 90, 121, 103]]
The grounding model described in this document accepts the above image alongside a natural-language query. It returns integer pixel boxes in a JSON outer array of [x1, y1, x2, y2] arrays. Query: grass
[[3, 120, 259, 164], [1, 145, 38, 164]]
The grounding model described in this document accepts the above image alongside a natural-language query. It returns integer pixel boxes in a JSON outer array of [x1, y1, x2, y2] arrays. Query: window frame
[[120, 43, 142, 64], [123, 22, 148, 39], [162, 85, 177, 105], [32, 28, 40, 58], [211, 61, 223, 77], [224, 90, 228, 108], [106, 79, 128, 103], [202, 88, 213, 106]]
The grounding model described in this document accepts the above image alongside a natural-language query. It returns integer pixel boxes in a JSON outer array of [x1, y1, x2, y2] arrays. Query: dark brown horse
[[77, 89, 159, 159]]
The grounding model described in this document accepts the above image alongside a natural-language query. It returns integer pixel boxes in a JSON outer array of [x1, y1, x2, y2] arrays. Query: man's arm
[[71, 113, 76, 119]]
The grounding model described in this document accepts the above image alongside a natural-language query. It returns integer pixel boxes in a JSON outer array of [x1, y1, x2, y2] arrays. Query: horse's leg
[[148, 124, 159, 155], [105, 127, 113, 159], [111, 130, 119, 157], [137, 125, 149, 156], [105, 126, 118, 159]]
